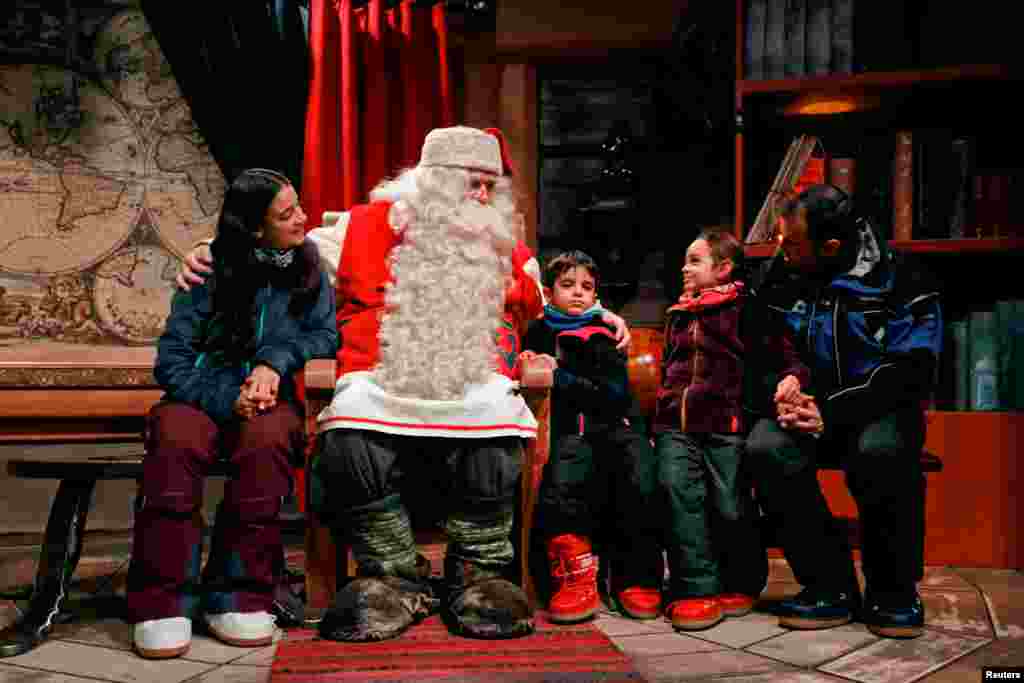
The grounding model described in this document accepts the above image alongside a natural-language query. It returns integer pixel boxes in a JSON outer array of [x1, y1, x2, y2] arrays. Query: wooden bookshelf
[[889, 237, 1024, 254], [737, 63, 1010, 97], [734, 0, 1022, 568], [745, 237, 1024, 258]]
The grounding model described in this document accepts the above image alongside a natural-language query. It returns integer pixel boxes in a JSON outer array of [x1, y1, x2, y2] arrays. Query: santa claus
[[310, 126, 544, 642]]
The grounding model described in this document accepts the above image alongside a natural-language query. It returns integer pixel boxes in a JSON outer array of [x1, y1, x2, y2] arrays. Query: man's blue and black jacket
[[752, 220, 942, 426]]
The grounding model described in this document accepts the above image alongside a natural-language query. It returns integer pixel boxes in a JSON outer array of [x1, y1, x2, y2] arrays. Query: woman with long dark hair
[[128, 168, 337, 658]]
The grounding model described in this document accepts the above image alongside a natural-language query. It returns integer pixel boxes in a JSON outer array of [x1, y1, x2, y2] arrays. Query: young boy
[[655, 229, 809, 631], [520, 250, 662, 624]]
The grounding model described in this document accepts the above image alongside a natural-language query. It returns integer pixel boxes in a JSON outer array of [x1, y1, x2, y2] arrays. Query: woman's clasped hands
[[234, 364, 281, 419]]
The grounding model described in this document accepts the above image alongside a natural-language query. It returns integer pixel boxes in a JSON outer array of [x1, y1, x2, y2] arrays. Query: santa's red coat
[[334, 201, 543, 380]]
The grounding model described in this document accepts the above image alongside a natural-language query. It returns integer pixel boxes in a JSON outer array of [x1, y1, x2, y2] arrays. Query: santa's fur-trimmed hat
[[419, 126, 504, 176]]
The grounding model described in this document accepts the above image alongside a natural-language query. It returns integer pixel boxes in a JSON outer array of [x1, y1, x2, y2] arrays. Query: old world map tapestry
[[0, 6, 225, 385]]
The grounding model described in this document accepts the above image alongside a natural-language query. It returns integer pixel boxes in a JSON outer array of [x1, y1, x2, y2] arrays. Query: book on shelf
[[783, 0, 807, 78], [856, 134, 895, 241], [744, 0, 767, 80], [948, 137, 975, 239], [937, 301, 1024, 412], [805, 0, 831, 75], [985, 174, 1011, 238], [745, 135, 823, 244], [763, 0, 787, 79], [829, 157, 856, 196], [892, 131, 913, 242], [998, 300, 1024, 411], [949, 313, 970, 411], [830, 0, 853, 74], [914, 129, 956, 240], [970, 170, 1016, 239]]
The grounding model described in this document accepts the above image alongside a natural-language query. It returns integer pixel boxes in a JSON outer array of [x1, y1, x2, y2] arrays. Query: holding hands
[[774, 374, 825, 435]]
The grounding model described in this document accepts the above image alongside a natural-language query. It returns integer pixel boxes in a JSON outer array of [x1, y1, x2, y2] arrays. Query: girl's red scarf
[[668, 281, 745, 314]]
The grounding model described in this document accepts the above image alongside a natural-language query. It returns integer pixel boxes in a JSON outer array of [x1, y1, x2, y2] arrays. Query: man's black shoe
[[776, 588, 856, 630], [863, 590, 924, 639]]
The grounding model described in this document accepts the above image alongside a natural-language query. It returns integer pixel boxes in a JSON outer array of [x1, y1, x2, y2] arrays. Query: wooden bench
[[301, 329, 943, 610], [0, 451, 304, 657], [622, 328, 943, 549]]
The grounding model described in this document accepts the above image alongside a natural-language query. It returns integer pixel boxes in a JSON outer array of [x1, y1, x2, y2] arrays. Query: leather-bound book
[[987, 174, 1011, 238], [745, 0, 768, 80], [830, 0, 854, 74], [949, 313, 970, 411], [784, 0, 807, 77], [829, 157, 856, 196], [914, 129, 954, 238], [948, 137, 975, 239], [892, 131, 913, 241], [805, 0, 832, 75], [763, 0, 787, 79], [972, 173, 989, 238]]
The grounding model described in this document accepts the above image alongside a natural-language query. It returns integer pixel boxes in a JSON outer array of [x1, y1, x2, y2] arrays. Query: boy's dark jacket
[[654, 283, 810, 434], [752, 219, 942, 427], [155, 239, 339, 424], [523, 316, 631, 439]]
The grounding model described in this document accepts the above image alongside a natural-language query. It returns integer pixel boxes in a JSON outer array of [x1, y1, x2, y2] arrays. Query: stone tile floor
[[1, 541, 1021, 683]]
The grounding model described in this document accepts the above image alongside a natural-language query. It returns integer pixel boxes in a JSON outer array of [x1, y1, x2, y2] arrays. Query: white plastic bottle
[[972, 356, 998, 411]]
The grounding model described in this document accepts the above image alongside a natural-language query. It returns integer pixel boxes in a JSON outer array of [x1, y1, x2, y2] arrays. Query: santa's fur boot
[[547, 534, 600, 623], [319, 570, 437, 642], [443, 507, 533, 639], [318, 503, 438, 642], [443, 556, 534, 639]]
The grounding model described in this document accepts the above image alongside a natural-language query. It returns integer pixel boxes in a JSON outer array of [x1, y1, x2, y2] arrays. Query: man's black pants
[[746, 409, 927, 598]]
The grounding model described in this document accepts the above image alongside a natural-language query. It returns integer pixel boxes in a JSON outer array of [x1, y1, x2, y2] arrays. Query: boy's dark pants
[[535, 427, 660, 591], [746, 409, 926, 599], [126, 401, 300, 623], [656, 430, 767, 601]]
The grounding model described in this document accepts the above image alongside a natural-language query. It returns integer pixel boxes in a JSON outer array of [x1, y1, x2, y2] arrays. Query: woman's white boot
[[204, 612, 276, 647], [132, 617, 191, 659]]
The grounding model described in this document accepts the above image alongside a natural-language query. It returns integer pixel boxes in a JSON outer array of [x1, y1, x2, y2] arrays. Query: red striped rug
[[271, 613, 646, 682]]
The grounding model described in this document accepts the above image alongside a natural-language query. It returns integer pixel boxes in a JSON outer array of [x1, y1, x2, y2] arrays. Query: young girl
[[655, 229, 808, 630], [128, 168, 337, 658]]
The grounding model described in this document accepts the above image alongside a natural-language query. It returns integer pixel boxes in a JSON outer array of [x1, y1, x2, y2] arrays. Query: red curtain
[[301, 0, 454, 226]]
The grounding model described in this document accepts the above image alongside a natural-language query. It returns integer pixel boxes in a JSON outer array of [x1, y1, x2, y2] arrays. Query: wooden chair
[[301, 360, 552, 610]]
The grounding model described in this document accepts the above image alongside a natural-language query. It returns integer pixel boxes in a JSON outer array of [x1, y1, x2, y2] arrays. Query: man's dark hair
[[781, 183, 860, 245], [542, 250, 600, 289], [697, 228, 746, 282]]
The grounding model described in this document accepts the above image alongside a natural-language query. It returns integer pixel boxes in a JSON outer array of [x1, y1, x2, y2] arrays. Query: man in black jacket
[[746, 184, 942, 639]]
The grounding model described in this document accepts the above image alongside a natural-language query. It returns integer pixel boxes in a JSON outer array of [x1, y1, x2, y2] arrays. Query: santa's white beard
[[373, 198, 515, 400]]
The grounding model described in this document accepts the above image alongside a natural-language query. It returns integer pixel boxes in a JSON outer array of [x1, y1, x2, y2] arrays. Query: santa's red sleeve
[[496, 240, 545, 379]]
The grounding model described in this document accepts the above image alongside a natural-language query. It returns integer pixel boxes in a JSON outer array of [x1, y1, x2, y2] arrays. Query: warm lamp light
[[783, 92, 881, 115]]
